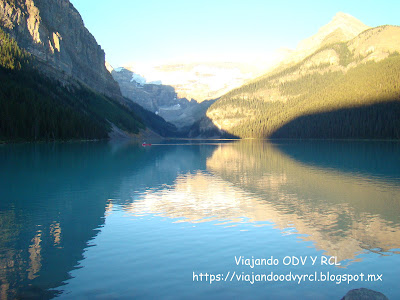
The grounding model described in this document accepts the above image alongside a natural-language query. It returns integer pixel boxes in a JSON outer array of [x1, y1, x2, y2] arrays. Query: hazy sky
[[70, 0, 400, 67]]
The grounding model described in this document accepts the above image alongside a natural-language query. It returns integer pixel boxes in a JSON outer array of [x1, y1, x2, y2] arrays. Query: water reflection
[[0, 143, 116, 299], [0, 142, 218, 299], [124, 140, 400, 262], [0, 140, 399, 299], [208, 141, 400, 261], [125, 171, 258, 224]]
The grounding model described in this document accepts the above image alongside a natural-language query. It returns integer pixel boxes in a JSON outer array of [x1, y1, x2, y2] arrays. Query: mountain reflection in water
[[124, 141, 400, 262], [0, 140, 399, 299]]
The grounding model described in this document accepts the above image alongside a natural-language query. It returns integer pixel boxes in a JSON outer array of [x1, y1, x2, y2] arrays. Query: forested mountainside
[[0, 0, 178, 142], [207, 25, 400, 139], [0, 28, 146, 141]]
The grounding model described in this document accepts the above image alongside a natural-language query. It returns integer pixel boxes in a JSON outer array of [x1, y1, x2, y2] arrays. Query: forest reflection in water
[[0, 140, 399, 299], [125, 140, 400, 263]]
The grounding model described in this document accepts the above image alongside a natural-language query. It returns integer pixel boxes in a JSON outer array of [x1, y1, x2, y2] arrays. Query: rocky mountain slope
[[287, 12, 370, 64], [111, 66, 215, 129], [205, 14, 400, 139], [0, 0, 121, 99], [0, 0, 178, 141]]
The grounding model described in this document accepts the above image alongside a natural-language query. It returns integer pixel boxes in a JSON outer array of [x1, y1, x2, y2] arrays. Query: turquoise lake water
[[0, 140, 399, 299]]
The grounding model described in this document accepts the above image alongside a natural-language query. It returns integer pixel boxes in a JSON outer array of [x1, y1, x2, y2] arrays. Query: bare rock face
[[286, 12, 370, 64], [0, 0, 121, 98], [111, 67, 215, 129], [297, 12, 370, 52], [111, 68, 177, 112]]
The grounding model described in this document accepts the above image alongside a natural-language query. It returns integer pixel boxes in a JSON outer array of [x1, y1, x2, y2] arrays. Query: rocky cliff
[[0, 0, 121, 98], [111, 67, 177, 112], [111, 67, 215, 129]]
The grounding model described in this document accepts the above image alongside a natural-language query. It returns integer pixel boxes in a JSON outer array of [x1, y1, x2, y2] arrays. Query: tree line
[[0, 27, 146, 142], [209, 43, 400, 139]]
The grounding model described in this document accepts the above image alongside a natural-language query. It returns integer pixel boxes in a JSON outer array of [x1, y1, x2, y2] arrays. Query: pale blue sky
[[70, 0, 400, 67]]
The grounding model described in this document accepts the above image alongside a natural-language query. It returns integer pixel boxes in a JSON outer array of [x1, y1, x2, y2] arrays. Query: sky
[[70, 0, 400, 68]]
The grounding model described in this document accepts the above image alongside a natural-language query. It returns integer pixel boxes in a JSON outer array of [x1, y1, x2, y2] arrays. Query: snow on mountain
[[117, 13, 368, 102], [122, 59, 283, 102], [130, 73, 147, 85]]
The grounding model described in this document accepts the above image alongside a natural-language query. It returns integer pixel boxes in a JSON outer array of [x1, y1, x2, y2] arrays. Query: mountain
[[0, 0, 174, 141], [124, 60, 281, 102], [0, 27, 150, 141], [128, 12, 368, 104], [0, 0, 122, 99], [110, 66, 215, 129], [277, 12, 370, 67], [294, 12, 370, 60], [205, 14, 400, 139]]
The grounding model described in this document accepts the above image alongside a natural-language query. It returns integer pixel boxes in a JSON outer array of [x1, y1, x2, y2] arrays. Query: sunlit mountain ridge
[[204, 13, 400, 139]]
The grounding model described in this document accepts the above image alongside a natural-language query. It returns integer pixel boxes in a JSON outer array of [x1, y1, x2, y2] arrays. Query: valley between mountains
[[0, 0, 399, 141]]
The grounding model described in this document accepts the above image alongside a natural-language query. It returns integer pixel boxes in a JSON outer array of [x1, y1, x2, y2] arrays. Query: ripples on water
[[0, 140, 399, 299]]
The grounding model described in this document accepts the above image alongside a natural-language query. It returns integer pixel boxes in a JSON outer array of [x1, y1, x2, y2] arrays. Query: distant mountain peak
[[332, 11, 358, 21], [296, 12, 370, 52], [329, 12, 370, 33]]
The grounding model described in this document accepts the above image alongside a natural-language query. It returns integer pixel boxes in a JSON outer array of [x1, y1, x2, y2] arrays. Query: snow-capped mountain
[[122, 58, 286, 102], [109, 67, 215, 129]]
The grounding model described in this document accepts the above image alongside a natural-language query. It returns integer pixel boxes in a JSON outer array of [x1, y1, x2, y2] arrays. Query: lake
[[0, 140, 399, 299]]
